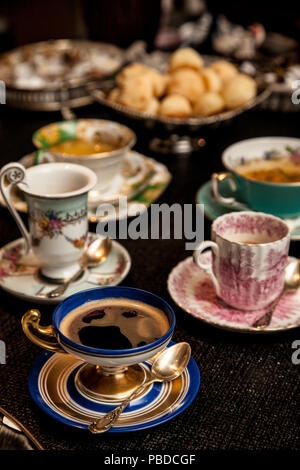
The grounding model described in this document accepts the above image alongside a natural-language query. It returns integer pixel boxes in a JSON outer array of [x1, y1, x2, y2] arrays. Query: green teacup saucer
[[196, 180, 300, 241]]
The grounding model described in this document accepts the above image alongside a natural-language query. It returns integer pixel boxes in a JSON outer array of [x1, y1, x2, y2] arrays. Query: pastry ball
[[159, 94, 192, 118], [117, 63, 168, 98], [169, 47, 203, 72], [144, 69, 169, 98], [107, 88, 120, 102], [116, 62, 147, 86], [221, 74, 257, 109], [118, 74, 153, 111], [201, 68, 222, 93], [167, 68, 205, 105], [144, 97, 160, 115], [194, 92, 225, 116], [210, 60, 238, 82]]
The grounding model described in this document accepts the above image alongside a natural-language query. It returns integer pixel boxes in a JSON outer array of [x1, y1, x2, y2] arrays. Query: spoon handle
[[88, 379, 155, 434], [252, 290, 285, 328], [46, 266, 85, 299]]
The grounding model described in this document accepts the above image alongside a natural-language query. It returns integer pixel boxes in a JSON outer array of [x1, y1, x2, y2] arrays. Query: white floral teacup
[[0, 162, 97, 281], [193, 212, 290, 310]]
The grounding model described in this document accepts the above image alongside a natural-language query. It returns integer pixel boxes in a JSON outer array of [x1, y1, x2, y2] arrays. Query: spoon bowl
[[39, 237, 112, 298], [284, 259, 300, 291], [83, 236, 112, 267], [152, 342, 191, 381], [253, 258, 300, 328]]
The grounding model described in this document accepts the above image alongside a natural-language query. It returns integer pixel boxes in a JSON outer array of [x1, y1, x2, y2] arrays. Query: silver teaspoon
[[41, 237, 112, 299], [88, 342, 191, 434], [253, 258, 300, 328]]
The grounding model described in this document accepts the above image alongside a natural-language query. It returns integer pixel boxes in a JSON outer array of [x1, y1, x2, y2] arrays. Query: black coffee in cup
[[60, 298, 170, 350]]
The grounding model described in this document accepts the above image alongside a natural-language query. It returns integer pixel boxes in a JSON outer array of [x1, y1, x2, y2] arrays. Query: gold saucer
[[28, 349, 199, 431]]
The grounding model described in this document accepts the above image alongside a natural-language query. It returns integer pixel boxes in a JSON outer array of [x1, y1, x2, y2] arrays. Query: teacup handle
[[211, 172, 248, 210], [285, 216, 300, 232], [22, 309, 66, 354], [193, 241, 220, 295], [0, 162, 31, 254]]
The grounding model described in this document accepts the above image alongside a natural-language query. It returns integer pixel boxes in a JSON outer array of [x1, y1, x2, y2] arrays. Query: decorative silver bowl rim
[[89, 83, 271, 128], [0, 39, 124, 91]]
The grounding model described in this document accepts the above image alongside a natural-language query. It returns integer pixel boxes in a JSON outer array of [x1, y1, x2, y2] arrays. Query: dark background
[[0, 0, 299, 51]]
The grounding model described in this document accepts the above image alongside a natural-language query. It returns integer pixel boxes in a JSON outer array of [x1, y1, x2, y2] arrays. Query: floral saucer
[[28, 341, 200, 431], [0, 234, 131, 304], [196, 180, 300, 241], [0, 151, 171, 223], [89, 155, 171, 223], [168, 252, 300, 333]]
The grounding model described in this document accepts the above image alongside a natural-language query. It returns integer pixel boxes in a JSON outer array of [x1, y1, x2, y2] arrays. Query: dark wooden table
[[0, 104, 299, 452]]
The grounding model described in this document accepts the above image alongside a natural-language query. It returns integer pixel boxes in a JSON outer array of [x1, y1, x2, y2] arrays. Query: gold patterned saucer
[[28, 342, 200, 431]]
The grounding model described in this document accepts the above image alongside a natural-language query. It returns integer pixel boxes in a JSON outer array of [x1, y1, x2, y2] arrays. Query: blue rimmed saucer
[[28, 342, 200, 432], [196, 180, 300, 241]]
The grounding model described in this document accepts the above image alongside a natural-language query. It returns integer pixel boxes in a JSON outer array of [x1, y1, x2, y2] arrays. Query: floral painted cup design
[[193, 212, 290, 310], [0, 162, 97, 281]]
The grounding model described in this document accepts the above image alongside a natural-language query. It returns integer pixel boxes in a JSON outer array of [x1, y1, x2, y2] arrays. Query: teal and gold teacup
[[212, 137, 300, 220]]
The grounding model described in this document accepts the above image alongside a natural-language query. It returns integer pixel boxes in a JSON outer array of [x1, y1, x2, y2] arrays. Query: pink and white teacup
[[193, 212, 290, 310]]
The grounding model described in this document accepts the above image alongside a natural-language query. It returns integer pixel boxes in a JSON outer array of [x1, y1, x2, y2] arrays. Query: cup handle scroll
[[193, 241, 220, 295], [22, 309, 66, 354], [0, 163, 31, 253]]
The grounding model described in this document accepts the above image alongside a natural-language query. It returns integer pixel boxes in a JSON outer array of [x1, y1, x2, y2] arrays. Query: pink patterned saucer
[[168, 252, 300, 333]]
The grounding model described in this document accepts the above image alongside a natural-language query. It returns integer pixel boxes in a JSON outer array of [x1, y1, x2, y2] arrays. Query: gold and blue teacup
[[22, 286, 175, 401]]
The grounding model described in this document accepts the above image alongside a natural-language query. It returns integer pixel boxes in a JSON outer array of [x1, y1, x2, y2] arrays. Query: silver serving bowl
[[90, 83, 271, 133], [88, 53, 272, 134], [0, 39, 125, 111]]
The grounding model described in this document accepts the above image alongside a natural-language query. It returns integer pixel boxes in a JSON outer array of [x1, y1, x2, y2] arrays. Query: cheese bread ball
[[210, 60, 238, 82], [144, 69, 169, 98], [159, 94, 192, 118], [201, 68, 222, 93], [144, 97, 160, 115], [167, 68, 205, 105], [221, 74, 257, 109], [194, 92, 225, 116], [169, 47, 203, 72], [118, 74, 153, 111], [117, 63, 168, 98], [116, 63, 148, 86]]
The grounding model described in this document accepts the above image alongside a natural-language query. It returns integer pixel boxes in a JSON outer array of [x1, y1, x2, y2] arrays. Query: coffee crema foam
[[60, 298, 170, 350]]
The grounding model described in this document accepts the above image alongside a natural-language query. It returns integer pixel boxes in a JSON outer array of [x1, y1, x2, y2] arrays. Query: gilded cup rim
[[32, 119, 136, 161], [211, 211, 290, 247], [18, 162, 97, 199], [222, 136, 300, 187], [52, 286, 176, 357]]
